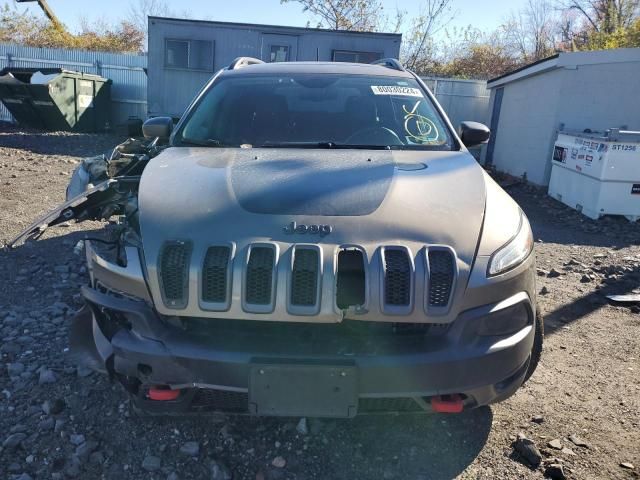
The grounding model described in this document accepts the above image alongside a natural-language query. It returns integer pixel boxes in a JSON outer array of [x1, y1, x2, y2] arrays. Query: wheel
[[523, 308, 544, 383]]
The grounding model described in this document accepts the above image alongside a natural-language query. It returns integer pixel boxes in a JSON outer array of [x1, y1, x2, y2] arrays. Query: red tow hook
[[147, 387, 181, 401], [431, 394, 464, 413]]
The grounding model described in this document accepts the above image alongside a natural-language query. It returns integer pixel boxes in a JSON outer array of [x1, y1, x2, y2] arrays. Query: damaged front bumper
[[71, 281, 536, 417], [7, 177, 139, 248], [7, 135, 160, 249]]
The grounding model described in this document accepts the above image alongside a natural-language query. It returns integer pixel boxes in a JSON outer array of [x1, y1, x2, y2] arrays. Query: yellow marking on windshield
[[402, 101, 440, 144]]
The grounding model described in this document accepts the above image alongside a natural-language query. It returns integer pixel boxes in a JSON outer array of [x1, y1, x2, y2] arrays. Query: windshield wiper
[[179, 137, 227, 147], [260, 141, 394, 150], [260, 141, 338, 148]]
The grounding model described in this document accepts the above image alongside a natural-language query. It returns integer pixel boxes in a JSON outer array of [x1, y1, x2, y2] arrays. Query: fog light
[[478, 302, 530, 336]]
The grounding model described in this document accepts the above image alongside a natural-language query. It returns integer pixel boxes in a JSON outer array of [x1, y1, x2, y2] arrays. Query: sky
[[13, 0, 530, 38]]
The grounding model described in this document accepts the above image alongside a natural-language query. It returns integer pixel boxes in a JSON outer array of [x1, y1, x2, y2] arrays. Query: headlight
[[487, 212, 533, 276]]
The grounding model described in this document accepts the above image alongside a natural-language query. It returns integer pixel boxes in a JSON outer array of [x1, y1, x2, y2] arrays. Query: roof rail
[[228, 57, 265, 70], [371, 58, 406, 72]]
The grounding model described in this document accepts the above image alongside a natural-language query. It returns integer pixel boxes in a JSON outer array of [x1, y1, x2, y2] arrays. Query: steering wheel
[[345, 126, 404, 146]]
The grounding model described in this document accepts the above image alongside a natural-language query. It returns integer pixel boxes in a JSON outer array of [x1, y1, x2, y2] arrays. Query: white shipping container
[[548, 129, 640, 221]]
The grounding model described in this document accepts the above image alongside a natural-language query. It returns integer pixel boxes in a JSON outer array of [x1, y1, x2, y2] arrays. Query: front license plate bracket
[[249, 364, 358, 418]]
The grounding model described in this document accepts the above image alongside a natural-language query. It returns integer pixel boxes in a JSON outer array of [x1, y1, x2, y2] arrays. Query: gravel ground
[[0, 126, 638, 480]]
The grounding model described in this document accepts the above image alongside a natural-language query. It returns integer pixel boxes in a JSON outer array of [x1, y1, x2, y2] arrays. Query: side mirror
[[459, 121, 490, 148], [142, 116, 173, 140]]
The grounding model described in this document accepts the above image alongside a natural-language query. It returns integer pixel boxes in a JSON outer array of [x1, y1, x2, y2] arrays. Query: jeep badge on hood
[[283, 221, 332, 236]]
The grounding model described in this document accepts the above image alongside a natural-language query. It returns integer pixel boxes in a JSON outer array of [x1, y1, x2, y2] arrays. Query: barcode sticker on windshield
[[371, 86, 423, 97]]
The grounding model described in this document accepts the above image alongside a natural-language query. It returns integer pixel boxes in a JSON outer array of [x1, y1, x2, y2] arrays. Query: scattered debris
[[69, 434, 85, 446], [620, 462, 635, 470], [75, 440, 99, 462], [296, 417, 309, 436], [568, 434, 590, 448], [547, 269, 562, 278], [513, 433, 542, 468], [6, 362, 25, 376], [141, 455, 161, 472], [38, 368, 57, 384], [544, 463, 567, 480], [76, 365, 93, 378], [209, 459, 232, 480], [548, 439, 563, 450], [179, 441, 200, 457], [42, 398, 65, 415], [2, 432, 27, 449], [606, 294, 640, 304]]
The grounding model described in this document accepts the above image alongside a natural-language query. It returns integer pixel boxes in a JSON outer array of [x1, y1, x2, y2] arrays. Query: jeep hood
[[139, 147, 486, 257], [138, 147, 487, 320]]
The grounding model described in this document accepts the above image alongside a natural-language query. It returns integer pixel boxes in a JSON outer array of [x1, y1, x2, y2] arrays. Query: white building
[[482, 48, 640, 186]]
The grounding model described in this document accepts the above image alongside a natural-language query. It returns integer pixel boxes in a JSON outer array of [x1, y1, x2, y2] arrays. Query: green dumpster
[[0, 68, 112, 132]]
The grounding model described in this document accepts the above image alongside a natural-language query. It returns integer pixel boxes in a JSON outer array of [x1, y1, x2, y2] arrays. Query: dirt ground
[[0, 126, 638, 480]]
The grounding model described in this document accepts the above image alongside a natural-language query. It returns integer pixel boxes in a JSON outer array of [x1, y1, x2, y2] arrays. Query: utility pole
[[15, 0, 63, 30]]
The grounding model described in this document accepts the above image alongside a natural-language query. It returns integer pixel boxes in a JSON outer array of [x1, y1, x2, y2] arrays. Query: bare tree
[[280, 0, 388, 31], [128, 0, 194, 48], [424, 26, 522, 79], [385, 7, 407, 34], [559, 0, 640, 33], [128, 0, 173, 33], [402, 0, 455, 71], [503, 0, 559, 62]]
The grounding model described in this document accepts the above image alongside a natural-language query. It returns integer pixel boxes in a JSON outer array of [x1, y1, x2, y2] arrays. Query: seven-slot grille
[[290, 249, 320, 306], [245, 247, 276, 305], [157, 242, 456, 314], [202, 246, 231, 303], [158, 242, 190, 309], [383, 249, 412, 306], [428, 249, 455, 307]]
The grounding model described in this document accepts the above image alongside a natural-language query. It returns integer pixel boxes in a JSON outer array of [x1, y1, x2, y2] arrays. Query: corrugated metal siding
[[421, 76, 490, 127], [0, 43, 147, 127]]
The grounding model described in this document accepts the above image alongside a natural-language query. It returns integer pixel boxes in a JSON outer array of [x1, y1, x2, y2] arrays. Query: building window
[[165, 39, 214, 71], [270, 45, 290, 62], [165, 40, 189, 69], [332, 50, 382, 64]]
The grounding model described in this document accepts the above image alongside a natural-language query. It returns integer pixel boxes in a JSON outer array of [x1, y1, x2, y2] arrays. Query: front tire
[[523, 308, 544, 383]]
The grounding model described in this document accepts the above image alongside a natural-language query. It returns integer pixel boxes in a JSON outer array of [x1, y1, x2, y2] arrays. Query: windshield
[[176, 73, 454, 150]]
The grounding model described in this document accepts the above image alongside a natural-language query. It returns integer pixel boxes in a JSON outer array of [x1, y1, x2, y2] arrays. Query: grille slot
[[202, 246, 231, 304], [383, 249, 412, 307], [291, 249, 319, 307], [158, 242, 190, 309], [245, 246, 276, 307], [336, 249, 366, 309], [190, 389, 248, 413], [428, 249, 455, 308]]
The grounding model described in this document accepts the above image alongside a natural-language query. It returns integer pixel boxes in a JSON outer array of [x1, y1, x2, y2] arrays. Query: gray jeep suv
[[11, 58, 542, 417]]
